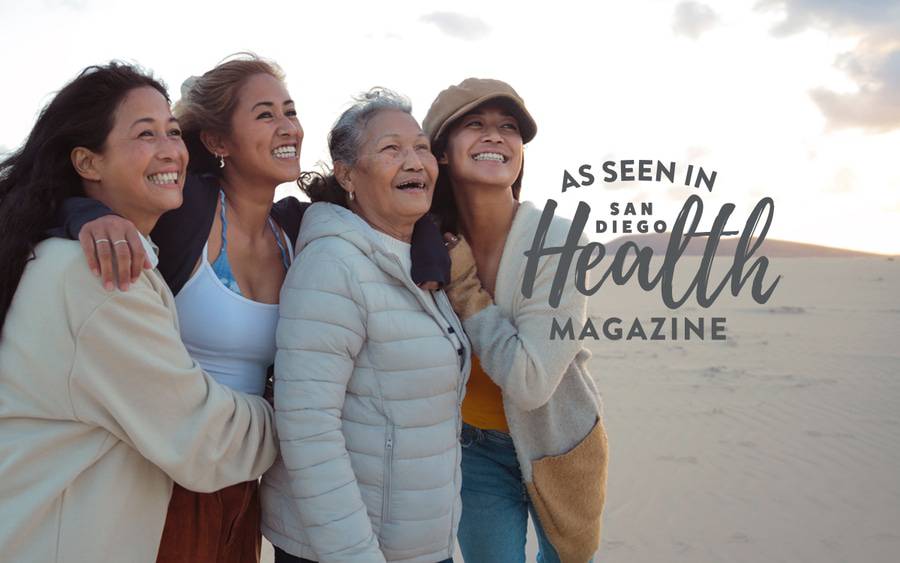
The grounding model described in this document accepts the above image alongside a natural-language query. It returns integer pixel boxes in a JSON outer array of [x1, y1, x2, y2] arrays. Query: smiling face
[[82, 86, 187, 234], [343, 109, 438, 238], [220, 73, 303, 185], [441, 101, 524, 192]]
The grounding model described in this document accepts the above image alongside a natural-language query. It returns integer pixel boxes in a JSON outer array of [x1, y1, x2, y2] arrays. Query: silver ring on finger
[[113, 240, 129, 246], [94, 238, 110, 245]]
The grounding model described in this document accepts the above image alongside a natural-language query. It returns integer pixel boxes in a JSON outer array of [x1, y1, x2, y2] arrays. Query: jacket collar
[[138, 233, 160, 269]]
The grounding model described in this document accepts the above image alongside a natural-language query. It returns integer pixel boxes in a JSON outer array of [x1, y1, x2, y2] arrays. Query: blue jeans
[[274, 545, 451, 563], [458, 423, 562, 563]]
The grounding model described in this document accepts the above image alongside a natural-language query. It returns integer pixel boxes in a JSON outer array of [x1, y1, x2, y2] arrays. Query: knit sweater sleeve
[[274, 241, 386, 563], [65, 268, 278, 491], [449, 223, 590, 412]]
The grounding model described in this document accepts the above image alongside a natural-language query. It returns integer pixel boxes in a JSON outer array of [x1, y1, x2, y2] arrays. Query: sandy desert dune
[[265, 244, 900, 563], [580, 250, 899, 563]]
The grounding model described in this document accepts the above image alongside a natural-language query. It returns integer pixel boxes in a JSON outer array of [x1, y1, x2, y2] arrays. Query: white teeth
[[473, 152, 506, 162], [147, 172, 178, 184], [273, 145, 297, 159]]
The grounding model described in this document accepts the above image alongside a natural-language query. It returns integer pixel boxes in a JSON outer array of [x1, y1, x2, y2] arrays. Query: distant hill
[[601, 233, 886, 258]]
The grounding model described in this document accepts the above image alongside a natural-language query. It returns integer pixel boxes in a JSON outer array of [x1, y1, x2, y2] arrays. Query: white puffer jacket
[[261, 203, 470, 563]]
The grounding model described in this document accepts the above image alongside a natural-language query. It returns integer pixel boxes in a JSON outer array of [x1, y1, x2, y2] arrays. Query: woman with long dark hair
[[423, 78, 609, 563], [57, 57, 303, 562], [0, 62, 277, 563]]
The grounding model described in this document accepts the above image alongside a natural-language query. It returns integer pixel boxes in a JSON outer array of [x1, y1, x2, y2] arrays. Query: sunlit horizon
[[2, 0, 898, 254]]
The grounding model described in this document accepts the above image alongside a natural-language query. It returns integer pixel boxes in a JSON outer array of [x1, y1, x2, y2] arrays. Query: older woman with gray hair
[[260, 88, 470, 563]]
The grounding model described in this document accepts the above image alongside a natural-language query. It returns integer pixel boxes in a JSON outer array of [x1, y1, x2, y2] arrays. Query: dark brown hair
[[0, 62, 168, 332], [429, 101, 524, 235]]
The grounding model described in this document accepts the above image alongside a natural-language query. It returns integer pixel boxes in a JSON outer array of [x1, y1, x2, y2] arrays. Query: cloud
[[757, 0, 900, 131], [827, 167, 855, 193], [672, 2, 721, 39], [363, 32, 404, 41], [809, 48, 900, 132], [756, 0, 900, 38], [419, 12, 490, 41], [42, 0, 88, 9], [685, 145, 711, 161]]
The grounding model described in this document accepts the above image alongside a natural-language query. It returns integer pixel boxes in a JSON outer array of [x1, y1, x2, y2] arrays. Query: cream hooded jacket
[[0, 239, 278, 563], [261, 203, 470, 563]]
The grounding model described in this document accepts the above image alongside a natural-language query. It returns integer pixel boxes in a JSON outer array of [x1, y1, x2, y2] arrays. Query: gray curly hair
[[301, 87, 414, 206], [329, 87, 412, 166]]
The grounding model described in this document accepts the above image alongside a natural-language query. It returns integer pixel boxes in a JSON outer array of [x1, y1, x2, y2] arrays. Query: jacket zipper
[[382, 424, 395, 523], [436, 291, 468, 555], [378, 252, 468, 552]]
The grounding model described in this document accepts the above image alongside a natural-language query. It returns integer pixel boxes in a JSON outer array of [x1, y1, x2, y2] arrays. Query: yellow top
[[461, 354, 510, 432]]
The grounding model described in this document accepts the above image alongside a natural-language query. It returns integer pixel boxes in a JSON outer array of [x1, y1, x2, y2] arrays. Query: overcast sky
[[2, 0, 898, 254]]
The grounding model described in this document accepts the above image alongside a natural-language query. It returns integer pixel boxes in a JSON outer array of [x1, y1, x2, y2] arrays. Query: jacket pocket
[[525, 418, 609, 563], [381, 424, 395, 523]]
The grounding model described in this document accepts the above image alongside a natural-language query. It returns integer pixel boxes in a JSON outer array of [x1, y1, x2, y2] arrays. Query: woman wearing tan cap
[[423, 78, 609, 563]]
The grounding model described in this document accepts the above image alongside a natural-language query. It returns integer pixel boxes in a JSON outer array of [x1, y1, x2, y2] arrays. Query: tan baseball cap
[[423, 78, 537, 148]]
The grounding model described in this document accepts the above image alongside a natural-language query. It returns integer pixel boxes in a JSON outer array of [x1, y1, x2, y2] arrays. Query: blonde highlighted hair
[[175, 53, 285, 175]]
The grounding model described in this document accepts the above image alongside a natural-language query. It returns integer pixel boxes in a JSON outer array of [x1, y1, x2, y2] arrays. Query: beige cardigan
[[0, 239, 278, 563], [447, 200, 608, 563]]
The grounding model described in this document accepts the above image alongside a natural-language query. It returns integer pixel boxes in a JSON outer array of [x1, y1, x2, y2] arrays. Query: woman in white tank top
[[74, 55, 303, 563], [175, 189, 292, 396]]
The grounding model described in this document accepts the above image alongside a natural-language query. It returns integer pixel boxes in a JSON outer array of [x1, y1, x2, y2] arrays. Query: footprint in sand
[[657, 455, 699, 464], [603, 540, 630, 551], [820, 538, 840, 550], [805, 430, 856, 439], [767, 306, 807, 314], [671, 540, 692, 554]]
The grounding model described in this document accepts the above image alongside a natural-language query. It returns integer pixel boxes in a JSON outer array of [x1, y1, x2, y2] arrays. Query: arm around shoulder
[[66, 270, 277, 491], [451, 234, 590, 412]]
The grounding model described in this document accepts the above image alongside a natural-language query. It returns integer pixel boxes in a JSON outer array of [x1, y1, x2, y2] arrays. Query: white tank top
[[175, 236, 293, 396]]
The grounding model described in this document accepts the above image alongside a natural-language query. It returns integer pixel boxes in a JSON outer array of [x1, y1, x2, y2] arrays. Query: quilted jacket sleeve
[[274, 244, 386, 563]]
